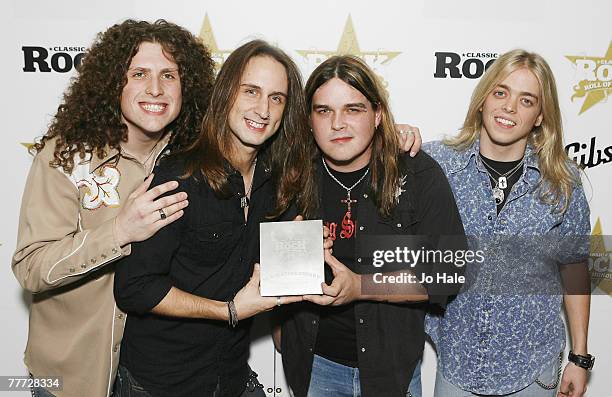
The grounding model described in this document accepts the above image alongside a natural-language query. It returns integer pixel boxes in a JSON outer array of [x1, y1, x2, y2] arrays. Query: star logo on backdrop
[[198, 13, 232, 71], [590, 218, 612, 297], [565, 42, 612, 114], [296, 15, 401, 84]]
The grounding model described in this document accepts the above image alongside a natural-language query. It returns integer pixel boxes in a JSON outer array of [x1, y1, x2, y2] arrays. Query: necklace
[[241, 157, 258, 209], [322, 157, 370, 237], [121, 135, 164, 166], [479, 154, 524, 205]]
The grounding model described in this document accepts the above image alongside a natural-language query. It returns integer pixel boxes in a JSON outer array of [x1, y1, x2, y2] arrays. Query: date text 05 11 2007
[[0, 376, 62, 391]]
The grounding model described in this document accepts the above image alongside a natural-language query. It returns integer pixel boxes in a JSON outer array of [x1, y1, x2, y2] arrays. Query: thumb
[[134, 173, 155, 196], [293, 215, 304, 222], [251, 263, 261, 282], [324, 250, 344, 275]]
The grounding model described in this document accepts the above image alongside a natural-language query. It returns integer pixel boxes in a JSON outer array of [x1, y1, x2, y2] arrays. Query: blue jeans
[[307, 355, 418, 397]]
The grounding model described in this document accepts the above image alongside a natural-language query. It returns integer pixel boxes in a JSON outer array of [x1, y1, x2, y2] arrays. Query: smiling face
[[310, 77, 381, 172], [479, 67, 543, 160], [120, 41, 182, 143], [227, 55, 288, 155]]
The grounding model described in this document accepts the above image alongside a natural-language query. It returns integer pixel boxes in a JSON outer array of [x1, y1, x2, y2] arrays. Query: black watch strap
[[568, 351, 595, 370]]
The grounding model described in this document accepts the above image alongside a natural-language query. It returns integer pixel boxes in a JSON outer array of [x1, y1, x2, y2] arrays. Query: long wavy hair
[[181, 40, 316, 218], [444, 49, 579, 212], [303, 55, 401, 218], [33, 19, 215, 173]]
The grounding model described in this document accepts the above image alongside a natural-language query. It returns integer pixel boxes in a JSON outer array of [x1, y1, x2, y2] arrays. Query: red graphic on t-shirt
[[325, 211, 356, 241]]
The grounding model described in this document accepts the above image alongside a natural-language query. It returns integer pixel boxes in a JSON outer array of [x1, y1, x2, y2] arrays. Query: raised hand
[[396, 123, 422, 157], [114, 174, 189, 247]]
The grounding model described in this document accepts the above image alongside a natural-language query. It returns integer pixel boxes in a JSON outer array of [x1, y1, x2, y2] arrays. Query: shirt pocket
[[183, 221, 237, 265]]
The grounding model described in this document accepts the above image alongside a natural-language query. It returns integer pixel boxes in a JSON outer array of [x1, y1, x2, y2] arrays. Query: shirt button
[[359, 226, 365, 231], [357, 258, 362, 263], [363, 193, 368, 199], [396, 223, 402, 228], [308, 348, 313, 352], [213, 232, 219, 238], [312, 320, 317, 325], [361, 347, 366, 353], [359, 318, 364, 324], [117, 313, 124, 320], [487, 215, 492, 221]]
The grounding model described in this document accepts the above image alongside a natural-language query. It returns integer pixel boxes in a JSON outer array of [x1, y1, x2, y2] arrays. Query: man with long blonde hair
[[423, 49, 592, 396]]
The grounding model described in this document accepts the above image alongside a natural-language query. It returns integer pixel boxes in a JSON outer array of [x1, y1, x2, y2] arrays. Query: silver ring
[[276, 297, 282, 307], [158, 208, 166, 220]]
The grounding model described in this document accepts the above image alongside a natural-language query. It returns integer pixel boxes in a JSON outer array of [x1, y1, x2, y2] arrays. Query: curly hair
[[33, 19, 215, 173]]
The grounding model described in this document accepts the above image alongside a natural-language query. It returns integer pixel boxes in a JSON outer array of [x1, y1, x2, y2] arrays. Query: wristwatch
[[568, 351, 595, 370]]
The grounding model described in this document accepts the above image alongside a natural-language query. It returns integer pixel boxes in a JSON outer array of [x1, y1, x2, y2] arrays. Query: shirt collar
[[448, 138, 541, 182], [89, 132, 172, 172]]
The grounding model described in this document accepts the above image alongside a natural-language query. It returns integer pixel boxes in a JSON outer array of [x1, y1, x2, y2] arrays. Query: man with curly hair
[[12, 19, 215, 397]]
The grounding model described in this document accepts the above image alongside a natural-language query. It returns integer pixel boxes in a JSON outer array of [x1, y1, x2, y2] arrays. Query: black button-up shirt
[[280, 152, 467, 397], [114, 156, 274, 397]]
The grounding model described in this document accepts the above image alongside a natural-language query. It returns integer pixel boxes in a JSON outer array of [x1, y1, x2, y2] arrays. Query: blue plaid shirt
[[424, 140, 590, 395]]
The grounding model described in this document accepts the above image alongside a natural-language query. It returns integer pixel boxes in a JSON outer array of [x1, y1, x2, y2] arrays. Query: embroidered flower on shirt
[[77, 165, 121, 210], [394, 174, 407, 203]]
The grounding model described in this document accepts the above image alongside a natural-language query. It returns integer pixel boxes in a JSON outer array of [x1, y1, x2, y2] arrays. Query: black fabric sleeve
[[113, 164, 185, 314], [413, 161, 467, 308]]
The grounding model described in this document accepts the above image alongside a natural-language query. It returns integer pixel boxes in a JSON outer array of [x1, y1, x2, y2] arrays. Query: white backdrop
[[1, 0, 611, 396]]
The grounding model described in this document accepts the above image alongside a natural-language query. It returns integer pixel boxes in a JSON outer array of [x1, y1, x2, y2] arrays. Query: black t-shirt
[[280, 152, 468, 397], [479, 153, 523, 213], [314, 164, 369, 367]]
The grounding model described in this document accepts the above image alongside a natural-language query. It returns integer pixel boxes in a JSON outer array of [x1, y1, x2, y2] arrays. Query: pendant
[[498, 176, 508, 189], [240, 196, 249, 208], [492, 187, 504, 205]]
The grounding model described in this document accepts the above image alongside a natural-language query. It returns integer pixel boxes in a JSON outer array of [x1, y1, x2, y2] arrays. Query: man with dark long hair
[[12, 20, 215, 397], [277, 55, 466, 397], [113, 40, 311, 397]]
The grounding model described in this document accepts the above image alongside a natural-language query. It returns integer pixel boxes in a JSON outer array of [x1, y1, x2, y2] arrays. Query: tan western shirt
[[12, 135, 170, 397]]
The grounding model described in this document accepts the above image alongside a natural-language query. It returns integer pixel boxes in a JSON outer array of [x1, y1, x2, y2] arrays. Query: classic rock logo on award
[[566, 42, 612, 114]]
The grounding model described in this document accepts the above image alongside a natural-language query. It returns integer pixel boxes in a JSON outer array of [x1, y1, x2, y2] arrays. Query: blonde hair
[[445, 49, 579, 212]]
